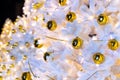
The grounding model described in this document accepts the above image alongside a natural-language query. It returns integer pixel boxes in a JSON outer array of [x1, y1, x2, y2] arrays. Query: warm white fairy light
[[96, 64, 100, 67], [92, 36, 98, 40], [19, 46, 24, 50], [80, 58, 84, 64]]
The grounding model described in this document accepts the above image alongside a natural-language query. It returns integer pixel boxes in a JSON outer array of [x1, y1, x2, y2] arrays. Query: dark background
[[0, 0, 24, 34]]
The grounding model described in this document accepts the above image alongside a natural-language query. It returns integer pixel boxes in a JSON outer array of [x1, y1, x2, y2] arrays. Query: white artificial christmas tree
[[0, 0, 120, 80]]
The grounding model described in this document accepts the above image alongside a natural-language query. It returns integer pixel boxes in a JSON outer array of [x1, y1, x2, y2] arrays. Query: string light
[[34, 39, 43, 48], [97, 14, 108, 25], [108, 39, 119, 50], [46, 20, 57, 31], [59, 0, 67, 6], [32, 2, 44, 10], [72, 37, 83, 49], [21, 72, 31, 80], [66, 12, 76, 22], [93, 52, 105, 64], [43, 52, 50, 61]]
